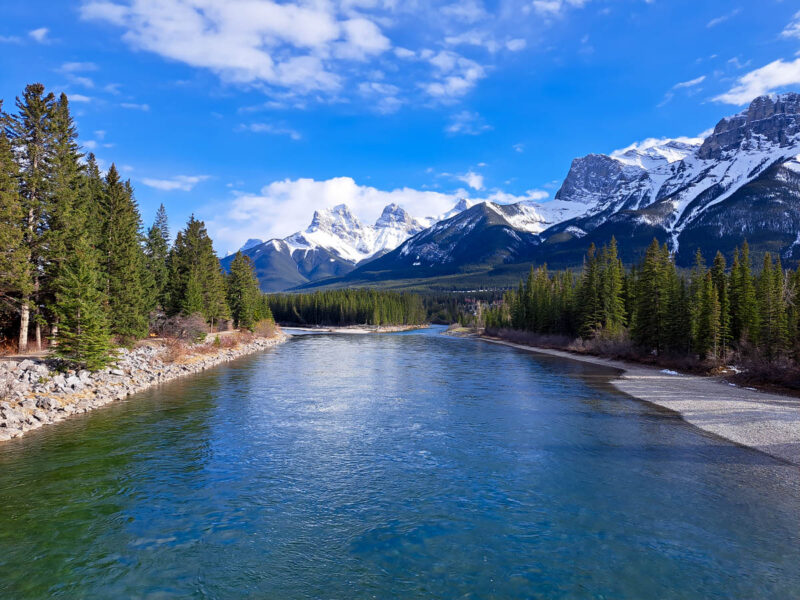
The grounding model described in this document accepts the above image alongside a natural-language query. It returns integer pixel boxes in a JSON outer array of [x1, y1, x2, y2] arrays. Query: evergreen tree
[[0, 111, 32, 330], [710, 251, 731, 351], [226, 251, 261, 330], [730, 241, 758, 345], [757, 254, 788, 362], [167, 216, 229, 328], [144, 204, 170, 310], [99, 164, 148, 341], [632, 239, 670, 354], [6, 83, 55, 351], [53, 235, 111, 370], [598, 237, 625, 333]]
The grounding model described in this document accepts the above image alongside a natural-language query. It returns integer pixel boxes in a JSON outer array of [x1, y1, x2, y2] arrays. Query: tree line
[[0, 84, 271, 369], [267, 289, 426, 327], [485, 238, 800, 365]]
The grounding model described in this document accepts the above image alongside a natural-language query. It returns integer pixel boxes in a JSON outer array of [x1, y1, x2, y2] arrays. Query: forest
[[0, 84, 272, 370], [267, 289, 427, 327], [483, 238, 800, 386]]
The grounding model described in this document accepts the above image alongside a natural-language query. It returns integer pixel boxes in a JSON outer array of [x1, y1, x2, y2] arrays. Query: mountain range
[[224, 93, 800, 291]]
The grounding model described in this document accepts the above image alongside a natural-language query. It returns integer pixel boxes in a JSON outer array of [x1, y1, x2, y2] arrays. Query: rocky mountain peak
[[375, 203, 413, 228], [308, 203, 363, 235], [697, 93, 800, 160]]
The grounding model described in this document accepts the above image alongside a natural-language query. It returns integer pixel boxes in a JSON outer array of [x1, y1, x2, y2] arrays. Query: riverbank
[[0, 332, 289, 442], [479, 334, 800, 465]]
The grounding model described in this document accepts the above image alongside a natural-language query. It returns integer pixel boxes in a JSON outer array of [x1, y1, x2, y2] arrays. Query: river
[[0, 326, 798, 598]]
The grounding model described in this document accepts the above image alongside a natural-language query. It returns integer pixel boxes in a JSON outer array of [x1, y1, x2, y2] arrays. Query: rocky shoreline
[[0, 333, 289, 442]]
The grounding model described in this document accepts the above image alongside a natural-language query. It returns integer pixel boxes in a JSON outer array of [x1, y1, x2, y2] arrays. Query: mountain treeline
[[0, 84, 272, 369], [485, 238, 800, 368], [267, 289, 426, 326]]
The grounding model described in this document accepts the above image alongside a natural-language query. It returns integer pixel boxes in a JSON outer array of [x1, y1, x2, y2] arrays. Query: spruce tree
[[6, 83, 55, 351], [632, 239, 670, 354], [0, 112, 32, 329], [599, 237, 625, 333], [710, 251, 731, 351], [53, 235, 111, 370], [144, 204, 170, 310], [167, 216, 229, 328], [226, 251, 261, 330], [99, 164, 148, 341]]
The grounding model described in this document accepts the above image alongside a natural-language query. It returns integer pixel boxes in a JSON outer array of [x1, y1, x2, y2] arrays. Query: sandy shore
[[481, 336, 800, 466]]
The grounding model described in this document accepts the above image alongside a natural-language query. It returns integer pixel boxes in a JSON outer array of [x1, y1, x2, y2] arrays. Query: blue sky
[[1, 0, 799, 252]]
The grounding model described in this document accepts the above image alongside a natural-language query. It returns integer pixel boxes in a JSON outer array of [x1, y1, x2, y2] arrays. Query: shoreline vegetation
[[282, 324, 426, 334]]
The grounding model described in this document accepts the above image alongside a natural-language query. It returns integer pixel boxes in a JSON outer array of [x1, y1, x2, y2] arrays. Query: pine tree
[[632, 239, 670, 354], [99, 164, 148, 341], [144, 204, 170, 310], [599, 237, 625, 333], [0, 110, 32, 329], [44, 94, 85, 341], [577, 243, 601, 337], [710, 251, 731, 351], [6, 83, 55, 352], [226, 251, 261, 330], [53, 235, 111, 370], [757, 254, 788, 362], [730, 241, 758, 345], [167, 216, 229, 328]]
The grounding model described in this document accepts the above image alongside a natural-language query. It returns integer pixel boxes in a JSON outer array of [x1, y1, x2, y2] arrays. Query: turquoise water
[[0, 326, 798, 598]]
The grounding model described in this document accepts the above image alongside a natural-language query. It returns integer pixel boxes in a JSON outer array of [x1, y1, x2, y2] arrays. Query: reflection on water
[[0, 326, 798, 598]]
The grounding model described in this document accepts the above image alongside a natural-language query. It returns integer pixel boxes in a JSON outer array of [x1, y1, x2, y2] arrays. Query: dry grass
[[0, 339, 18, 356]]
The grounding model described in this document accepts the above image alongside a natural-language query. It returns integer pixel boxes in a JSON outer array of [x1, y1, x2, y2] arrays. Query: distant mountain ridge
[[227, 93, 800, 291]]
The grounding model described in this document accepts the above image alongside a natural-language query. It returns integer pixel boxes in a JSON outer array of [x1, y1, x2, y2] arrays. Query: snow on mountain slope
[[549, 93, 800, 255]]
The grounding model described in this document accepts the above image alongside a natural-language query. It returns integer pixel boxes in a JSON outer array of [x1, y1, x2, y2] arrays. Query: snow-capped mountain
[[229, 93, 800, 291], [538, 93, 800, 265], [223, 200, 465, 291]]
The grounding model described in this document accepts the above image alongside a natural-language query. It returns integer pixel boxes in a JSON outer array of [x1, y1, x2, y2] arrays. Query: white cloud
[[120, 102, 150, 111], [714, 58, 800, 105], [0, 35, 22, 43], [28, 27, 49, 43], [783, 11, 800, 40], [457, 170, 484, 190], [506, 38, 526, 52], [69, 94, 92, 103], [532, 0, 589, 17], [81, 0, 390, 94], [707, 8, 741, 28], [238, 122, 302, 140], [445, 110, 492, 135], [423, 50, 485, 99], [141, 175, 210, 192], [513, 143, 524, 153], [60, 61, 98, 72], [673, 75, 706, 89], [441, 0, 487, 24]]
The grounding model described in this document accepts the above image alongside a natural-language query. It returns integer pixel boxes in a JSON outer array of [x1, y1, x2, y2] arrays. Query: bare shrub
[[253, 319, 279, 338], [162, 339, 189, 364], [0, 339, 18, 356], [156, 313, 208, 342]]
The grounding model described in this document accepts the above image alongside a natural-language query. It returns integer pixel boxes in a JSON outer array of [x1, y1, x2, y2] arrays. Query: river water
[[0, 326, 798, 598]]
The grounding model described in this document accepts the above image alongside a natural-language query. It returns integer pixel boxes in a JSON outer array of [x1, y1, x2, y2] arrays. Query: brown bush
[[252, 319, 279, 338], [0, 339, 18, 356], [162, 339, 189, 364], [156, 313, 208, 342]]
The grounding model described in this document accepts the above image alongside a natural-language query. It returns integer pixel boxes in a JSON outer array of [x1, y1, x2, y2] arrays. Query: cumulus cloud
[[714, 58, 800, 105], [422, 50, 486, 99], [456, 170, 484, 190], [205, 177, 556, 251], [120, 102, 150, 111], [81, 0, 390, 94], [141, 175, 210, 192]]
